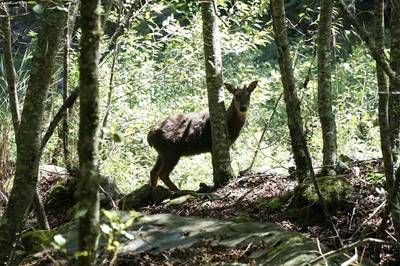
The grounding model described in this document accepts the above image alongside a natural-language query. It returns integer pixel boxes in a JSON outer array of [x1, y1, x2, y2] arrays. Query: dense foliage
[[0, 1, 383, 192]]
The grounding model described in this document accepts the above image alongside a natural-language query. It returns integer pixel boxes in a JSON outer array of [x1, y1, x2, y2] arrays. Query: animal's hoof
[[197, 183, 214, 193]]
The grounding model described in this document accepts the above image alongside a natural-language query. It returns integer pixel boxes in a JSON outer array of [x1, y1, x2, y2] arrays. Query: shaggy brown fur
[[148, 81, 258, 191]]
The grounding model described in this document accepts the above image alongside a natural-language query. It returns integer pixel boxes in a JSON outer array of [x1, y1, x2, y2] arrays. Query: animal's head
[[224, 80, 258, 113]]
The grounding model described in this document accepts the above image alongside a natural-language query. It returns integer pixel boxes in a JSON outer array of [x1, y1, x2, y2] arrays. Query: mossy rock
[[45, 178, 76, 214], [20, 230, 54, 254], [19, 213, 375, 266], [119, 185, 174, 210], [45, 175, 123, 213], [256, 177, 353, 225], [294, 176, 353, 208], [256, 195, 290, 212], [286, 176, 353, 224]]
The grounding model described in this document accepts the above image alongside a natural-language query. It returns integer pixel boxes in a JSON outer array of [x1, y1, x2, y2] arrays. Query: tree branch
[[100, 0, 150, 63], [310, 238, 399, 265], [337, 0, 400, 84], [1, 14, 20, 132]]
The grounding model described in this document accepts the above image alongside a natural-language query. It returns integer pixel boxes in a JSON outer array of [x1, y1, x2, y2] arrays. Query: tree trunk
[[389, 0, 400, 153], [337, 0, 400, 84], [388, 0, 400, 238], [270, 0, 310, 181], [1, 7, 50, 232], [317, 0, 337, 175], [201, 0, 234, 187], [77, 0, 102, 264], [62, 24, 70, 169], [1, 15, 20, 132], [0, 5, 66, 263], [41, 0, 146, 156], [61, 1, 79, 170]]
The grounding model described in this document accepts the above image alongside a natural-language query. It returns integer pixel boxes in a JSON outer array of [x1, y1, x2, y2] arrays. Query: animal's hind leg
[[159, 153, 180, 191], [150, 156, 162, 187]]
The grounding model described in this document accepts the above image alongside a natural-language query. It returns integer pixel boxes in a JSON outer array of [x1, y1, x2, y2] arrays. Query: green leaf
[[100, 223, 112, 234], [53, 234, 66, 246], [33, 4, 45, 14]]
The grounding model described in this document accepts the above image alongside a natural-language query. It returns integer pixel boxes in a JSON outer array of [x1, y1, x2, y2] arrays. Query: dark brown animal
[[147, 81, 258, 191]]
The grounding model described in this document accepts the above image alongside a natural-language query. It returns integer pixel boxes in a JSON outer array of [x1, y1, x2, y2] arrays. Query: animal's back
[[147, 111, 212, 156]]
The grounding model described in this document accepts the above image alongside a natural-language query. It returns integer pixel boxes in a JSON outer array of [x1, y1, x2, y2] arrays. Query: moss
[[266, 197, 286, 211], [66, 203, 80, 220], [45, 179, 76, 214], [119, 185, 174, 210], [21, 230, 54, 253], [294, 176, 352, 207], [255, 177, 353, 225], [230, 214, 253, 223]]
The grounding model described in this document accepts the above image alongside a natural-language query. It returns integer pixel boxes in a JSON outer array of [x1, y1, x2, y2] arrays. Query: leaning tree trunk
[[201, 0, 234, 187], [77, 0, 102, 264], [389, 0, 400, 154], [270, 0, 310, 181], [317, 0, 337, 175], [0, 5, 66, 263], [1, 7, 50, 232]]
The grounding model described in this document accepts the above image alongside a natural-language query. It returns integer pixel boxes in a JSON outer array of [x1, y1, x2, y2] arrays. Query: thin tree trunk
[[41, 0, 147, 155], [77, 0, 102, 264], [61, 1, 79, 169], [100, 46, 118, 142], [337, 0, 400, 84], [317, 0, 337, 175], [32, 188, 50, 230], [1, 8, 50, 232], [0, 5, 67, 263], [201, 0, 234, 187], [389, 0, 400, 153], [388, 0, 400, 238], [270, 0, 310, 181], [62, 22, 70, 168], [375, 0, 397, 234], [1, 15, 20, 132], [339, 0, 400, 239]]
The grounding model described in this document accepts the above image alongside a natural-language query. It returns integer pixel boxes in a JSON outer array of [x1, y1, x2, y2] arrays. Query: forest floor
[[136, 159, 396, 265], [28, 159, 397, 265]]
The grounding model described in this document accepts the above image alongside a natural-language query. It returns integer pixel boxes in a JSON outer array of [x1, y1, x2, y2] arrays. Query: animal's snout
[[240, 106, 247, 112]]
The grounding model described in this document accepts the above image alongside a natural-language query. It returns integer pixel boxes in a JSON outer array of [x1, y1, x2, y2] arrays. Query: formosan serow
[[147, 81, 258, 191]]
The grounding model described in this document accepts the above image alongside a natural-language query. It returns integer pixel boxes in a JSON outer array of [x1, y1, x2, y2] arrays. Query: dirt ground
[[23, 159, 397, 265], [138, 160, 397, 265]]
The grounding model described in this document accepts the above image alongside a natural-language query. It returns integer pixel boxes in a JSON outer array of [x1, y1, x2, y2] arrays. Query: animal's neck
[[226, 99, 247, 144]]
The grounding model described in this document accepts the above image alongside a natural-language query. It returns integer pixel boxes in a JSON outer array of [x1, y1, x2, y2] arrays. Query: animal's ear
[[247, 80, 258, 93], [224, 83, 236, 94]]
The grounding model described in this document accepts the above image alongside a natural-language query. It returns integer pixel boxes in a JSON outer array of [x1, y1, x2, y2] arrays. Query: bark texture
[[317, 0, 337, 174], [388, 0, 400, 237], [270, 0, 309, 181], [390, 0, 400, 152], [201, 0, 234, 187], [77, 0, 102, 264], [374, 0, 400, 241], [375, 0, 393, 201], [0, 6, 66, 264], [2, 8, 50, 232]]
